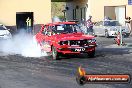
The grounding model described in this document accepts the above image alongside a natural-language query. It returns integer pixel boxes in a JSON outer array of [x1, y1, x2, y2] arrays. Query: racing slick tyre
[[88, 50, 95, 58], [105, 30, 109, 38], [52, 46, 60, 60]]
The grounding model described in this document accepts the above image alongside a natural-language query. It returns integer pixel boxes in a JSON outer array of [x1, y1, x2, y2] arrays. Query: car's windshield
[[52, 24, 82, 34], [0, 26, 6, 30], [103, 21, 121, 26]]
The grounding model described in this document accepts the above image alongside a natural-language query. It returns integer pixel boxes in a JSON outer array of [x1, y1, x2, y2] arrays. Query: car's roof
[[102, 20, 119, 22], [45, 22, 76, 26]]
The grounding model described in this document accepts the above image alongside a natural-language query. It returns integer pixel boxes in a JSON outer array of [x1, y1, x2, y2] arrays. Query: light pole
[[62, 9, 66, 21]]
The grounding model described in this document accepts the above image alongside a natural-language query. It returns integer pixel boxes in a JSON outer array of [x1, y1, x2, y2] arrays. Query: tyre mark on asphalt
[[1, 54, 132, 74], [0, 47, 132, 75]]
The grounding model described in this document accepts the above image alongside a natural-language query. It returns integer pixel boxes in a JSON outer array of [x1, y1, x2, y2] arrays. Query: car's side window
[[45, 26, 52, 36], [44, 26, 49, 35], [42, 25, 47, 35], [51, 26, 56, 35], [51, 26, 55, 31]]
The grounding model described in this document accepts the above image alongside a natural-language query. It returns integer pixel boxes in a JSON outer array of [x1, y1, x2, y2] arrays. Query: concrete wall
[[90, 0, 132, 22], [89, 0, 127, 22], [66, 0, 132, 22], [104, 6, 116, 20], [88, 0, 104, 22], [103, 0, 127, 6], [66, 0, 88, 21], [0, 0, 51, 26], [126, 5, 132, 18], [66, 2, 74, 20]]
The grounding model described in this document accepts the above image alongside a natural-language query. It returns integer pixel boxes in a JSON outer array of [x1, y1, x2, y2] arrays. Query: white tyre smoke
[[0, 30, 47, 57]]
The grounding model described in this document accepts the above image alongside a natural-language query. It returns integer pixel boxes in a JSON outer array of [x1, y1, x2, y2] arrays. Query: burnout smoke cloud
[[0, 29, 47, 57]]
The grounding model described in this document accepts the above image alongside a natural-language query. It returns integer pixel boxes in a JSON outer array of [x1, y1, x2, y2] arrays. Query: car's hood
[[0, 30, 10, 35], [53, 33, 95, 41]]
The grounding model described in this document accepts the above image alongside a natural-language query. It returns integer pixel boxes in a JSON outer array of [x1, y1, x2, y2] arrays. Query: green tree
[[51, 2, 66, 20]]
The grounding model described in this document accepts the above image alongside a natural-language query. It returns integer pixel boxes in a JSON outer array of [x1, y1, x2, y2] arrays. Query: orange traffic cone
[[114, 32, 120, 46]]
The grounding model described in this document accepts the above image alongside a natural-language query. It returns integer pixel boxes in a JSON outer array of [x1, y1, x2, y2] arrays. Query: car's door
[[35, 25, 45, 43], [42, 25, 52, 52]]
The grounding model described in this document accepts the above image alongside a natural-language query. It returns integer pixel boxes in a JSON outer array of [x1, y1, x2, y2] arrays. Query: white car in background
[[93, 20, 130, 38], [0, 24, 12, 40]]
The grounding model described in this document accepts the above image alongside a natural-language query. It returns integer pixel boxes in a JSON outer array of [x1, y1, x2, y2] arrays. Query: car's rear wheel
[[88, 50, 95, 58], [52, 46, 60, 60]]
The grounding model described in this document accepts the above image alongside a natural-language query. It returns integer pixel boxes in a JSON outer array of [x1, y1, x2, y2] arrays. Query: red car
[[35, 22, 97, 60]]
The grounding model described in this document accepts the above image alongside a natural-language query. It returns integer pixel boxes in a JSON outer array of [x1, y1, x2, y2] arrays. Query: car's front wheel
[[88, 50, 95, 58], [52, 46, 60, 60]]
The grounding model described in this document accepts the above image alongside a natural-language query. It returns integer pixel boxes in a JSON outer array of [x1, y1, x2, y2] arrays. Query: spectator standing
[[79, 18, 87, 34], [80, 18, 85, 26], [125, 16, 132, 35], [104, 16, 111, 21], [104, 16, 111, 26], [85, 16, 93, 35]]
